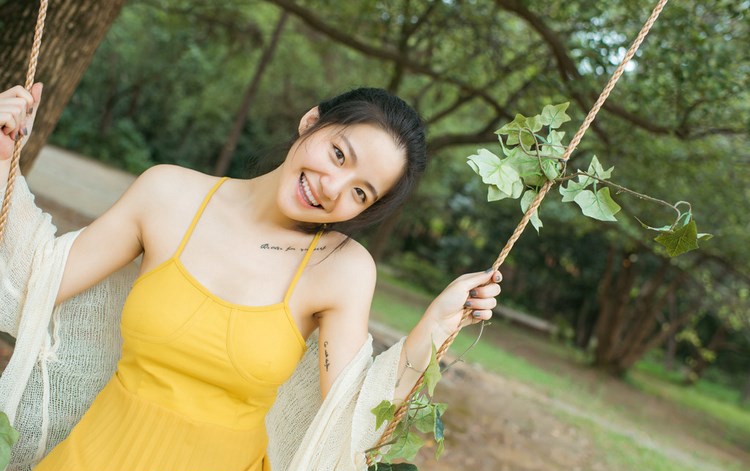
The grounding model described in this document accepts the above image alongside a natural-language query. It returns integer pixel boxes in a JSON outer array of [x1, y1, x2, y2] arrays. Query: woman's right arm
[[0, 84, 159, 306]]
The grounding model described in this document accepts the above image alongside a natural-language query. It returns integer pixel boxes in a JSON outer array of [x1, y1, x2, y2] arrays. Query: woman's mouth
[[299, 173, 321, 208]]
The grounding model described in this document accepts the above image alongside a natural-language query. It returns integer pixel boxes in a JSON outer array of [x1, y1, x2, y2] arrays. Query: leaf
[[424, 344, 442, 397], [496, 114, 528, 146], [0, 412, 18, 470], [371, 400, 396, 429], [697, 233, 713, 241], [435, 439, 445, 460], [541, 159, 559, 181], [573, 187, 621, 221], [433, 407, 445, 442], [587, 155, 613, 180], [542, 130, 565, 157], [540, 103, 571, 129], [521, 189, 543, 233], [526, 114, 543, 132], [559, 178, 589, 202], [467, 149, 521, 198], [382, 431, 424, 462], [654, 220, 700, 257], [369, 463, 419, 471]]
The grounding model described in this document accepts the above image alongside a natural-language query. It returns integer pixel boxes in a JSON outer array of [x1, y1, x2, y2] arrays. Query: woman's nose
[[320, 173, 348, 201]]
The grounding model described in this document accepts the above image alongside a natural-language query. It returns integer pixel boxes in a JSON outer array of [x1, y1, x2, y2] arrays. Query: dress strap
[[284, 231, 324, 303], [174, 177, 229, 258]]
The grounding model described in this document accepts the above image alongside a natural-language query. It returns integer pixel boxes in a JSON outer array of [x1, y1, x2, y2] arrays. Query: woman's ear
[[298, 106, 320, 135]]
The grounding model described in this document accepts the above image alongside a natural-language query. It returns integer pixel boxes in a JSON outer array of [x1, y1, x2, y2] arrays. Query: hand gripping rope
[[0, 0, 48, 245]]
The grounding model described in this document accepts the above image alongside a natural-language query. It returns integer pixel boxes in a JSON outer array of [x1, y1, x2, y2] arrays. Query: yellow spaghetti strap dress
[[35, 177, 322, 471]]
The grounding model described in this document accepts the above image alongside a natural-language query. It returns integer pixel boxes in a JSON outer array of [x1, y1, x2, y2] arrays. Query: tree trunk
[[213, 12, 288, 176], [0, 0, 127, 174], [592, 247, 694, 376], [685, 323, 728, 385], [742, 369, 750, 405]]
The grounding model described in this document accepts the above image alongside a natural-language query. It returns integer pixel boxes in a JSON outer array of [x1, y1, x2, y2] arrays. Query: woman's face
[[277, 120, 406, 226]]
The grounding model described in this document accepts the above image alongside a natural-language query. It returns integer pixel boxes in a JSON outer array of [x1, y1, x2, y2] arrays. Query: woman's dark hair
[[296, 87, 427, 236]]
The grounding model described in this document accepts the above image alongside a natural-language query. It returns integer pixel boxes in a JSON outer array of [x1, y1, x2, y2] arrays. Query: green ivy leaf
[[540, 103, 571, 129], [521, 189, 543, 233], [589, 155, 613, 179], [424, 343, 442, 397], [542, 130, 565, 157], [435, 439, 445, 460], [541, 159, 560, 181], [0, 412, 18, 470], [559, 178, 589, 202], [382, 431, 424, 462], [654, 220, 700, 257], [368, 463, 418, 471], [573, 187, 621, 221], [526, 114, 543, 132], [467, 149, 521, 198], [496, 114, 528, 145], [371, 400, 397, 429], [697, 233, 713, 241], [433, 407, 445, 442]]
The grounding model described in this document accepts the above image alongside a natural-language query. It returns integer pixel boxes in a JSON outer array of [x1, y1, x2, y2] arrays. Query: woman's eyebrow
[[342, 135, 379, 200]]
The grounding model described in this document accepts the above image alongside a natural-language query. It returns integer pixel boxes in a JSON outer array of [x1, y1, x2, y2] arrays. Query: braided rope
[[367, 0, 669, 465], [0, 0, 49, 245]]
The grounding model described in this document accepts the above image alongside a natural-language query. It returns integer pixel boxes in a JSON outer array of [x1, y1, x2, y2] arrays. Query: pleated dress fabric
[[34, 177, 321, 471]]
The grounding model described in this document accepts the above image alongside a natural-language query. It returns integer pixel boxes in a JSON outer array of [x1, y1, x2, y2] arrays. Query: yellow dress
[[35, 177, 320, 471]]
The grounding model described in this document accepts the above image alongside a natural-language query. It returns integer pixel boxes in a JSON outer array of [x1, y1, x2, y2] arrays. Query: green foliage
[[368, 345, 448, 468], [469, 105, 710, 256], [0, 412, 19, 469]]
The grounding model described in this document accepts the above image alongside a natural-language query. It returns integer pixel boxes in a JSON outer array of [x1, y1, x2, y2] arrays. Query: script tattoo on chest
[[259, 243, 327, 253], [323, 341, 331, 372]]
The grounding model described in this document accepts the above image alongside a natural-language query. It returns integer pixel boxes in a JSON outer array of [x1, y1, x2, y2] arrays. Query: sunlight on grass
[[629, 361, 750, 450], [561, 412, 746, 471]]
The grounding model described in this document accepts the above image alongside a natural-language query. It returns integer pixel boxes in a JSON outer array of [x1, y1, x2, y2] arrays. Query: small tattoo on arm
[[323, 341, 331, 372]]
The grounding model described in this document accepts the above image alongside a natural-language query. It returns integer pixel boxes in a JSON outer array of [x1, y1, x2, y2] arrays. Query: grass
[[628, 360, 750, 450], [370, 273, 749, 471]]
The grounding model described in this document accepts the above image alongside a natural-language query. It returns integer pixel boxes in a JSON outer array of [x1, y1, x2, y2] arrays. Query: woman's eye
[[355, 188, 367, 203], [333, 146, 345, 165]]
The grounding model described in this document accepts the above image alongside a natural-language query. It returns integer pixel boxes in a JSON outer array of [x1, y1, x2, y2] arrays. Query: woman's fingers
[[0, 85, 34, 105]]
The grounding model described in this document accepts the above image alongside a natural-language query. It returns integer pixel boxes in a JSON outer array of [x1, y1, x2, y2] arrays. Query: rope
[[0, 0, 49, 245], [367, 0, 669, 464]]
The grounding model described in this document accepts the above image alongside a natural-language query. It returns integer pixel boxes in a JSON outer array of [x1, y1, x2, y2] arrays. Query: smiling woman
[[0, 85, 502, 471]]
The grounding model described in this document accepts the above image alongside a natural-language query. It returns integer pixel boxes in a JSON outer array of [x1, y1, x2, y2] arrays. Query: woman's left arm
[[316, 243, 376, 400], [393, 269, 502, 402]]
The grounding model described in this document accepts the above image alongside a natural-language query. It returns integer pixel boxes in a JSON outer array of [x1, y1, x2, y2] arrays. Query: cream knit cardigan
[[0, 176, 404, 471]]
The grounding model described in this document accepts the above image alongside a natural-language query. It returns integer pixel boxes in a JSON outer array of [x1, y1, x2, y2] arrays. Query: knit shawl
[[0, 177, 403, 471]]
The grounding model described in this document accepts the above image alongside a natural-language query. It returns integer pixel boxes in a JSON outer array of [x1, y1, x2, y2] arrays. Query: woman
[[0, 84, 501, 470]]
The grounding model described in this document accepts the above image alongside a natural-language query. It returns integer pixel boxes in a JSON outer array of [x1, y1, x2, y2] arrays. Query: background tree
[[0, 0, 127, 173]]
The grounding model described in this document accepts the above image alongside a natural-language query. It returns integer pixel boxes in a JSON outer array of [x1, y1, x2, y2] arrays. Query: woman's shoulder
[[315, 231, 377, 284], [130, 164, 222, 211]]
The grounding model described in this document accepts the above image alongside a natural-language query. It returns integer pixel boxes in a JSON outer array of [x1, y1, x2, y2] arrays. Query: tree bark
[[0, 0, 127, 174], [213, 11, 288, 176]]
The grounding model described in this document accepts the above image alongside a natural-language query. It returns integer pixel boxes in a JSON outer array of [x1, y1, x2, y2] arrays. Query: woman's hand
[[423, 268, 502, 338], [0, 83, 43, 162]]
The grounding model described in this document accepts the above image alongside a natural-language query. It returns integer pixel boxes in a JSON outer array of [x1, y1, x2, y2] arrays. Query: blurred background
[[1, 1, 749, 470]]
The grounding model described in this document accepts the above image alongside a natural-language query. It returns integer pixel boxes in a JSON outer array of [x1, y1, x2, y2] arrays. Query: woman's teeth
[[301, 174, 321, 207]]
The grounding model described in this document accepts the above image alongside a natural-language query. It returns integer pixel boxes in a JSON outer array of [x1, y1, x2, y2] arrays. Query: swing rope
[[0, 0, 49, 245], [367, 0, 669, 463]]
